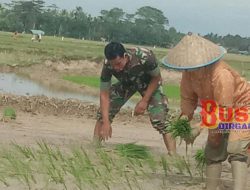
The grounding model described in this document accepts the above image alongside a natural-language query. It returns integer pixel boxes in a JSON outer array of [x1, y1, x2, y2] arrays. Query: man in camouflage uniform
[[93, 42, 176, 155]]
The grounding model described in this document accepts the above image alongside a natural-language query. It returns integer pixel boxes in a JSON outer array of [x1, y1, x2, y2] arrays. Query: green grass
[[166, 118, 192, 140], [223, 54, 250, 80], [63, 75, 181, 100], [3, 107, 16, 120], [194, 149, 205, 169], [163, 84, 180, 100], [63, 75, 100, 88], [194, 149, 206, 179]]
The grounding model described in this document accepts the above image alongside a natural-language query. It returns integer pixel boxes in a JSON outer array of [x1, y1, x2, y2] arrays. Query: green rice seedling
[[37, 141, 53, 156], [36, 141, 67, 188], [160, 156, 170, 176], [115, 143, 151, 160], [166, 118, 192, 140], [96, 149, 113, 173], [46, 166, 66, 189], [37, 141, 65, 162], [12, 143, 36, 160], [3, 151, 35, 189], [127, 155, 156, 177], [102, 180, 111, 190], [44, 150, 66, 185], [66, 159, 84, 190], [132, 176, 142, 190], [173, 157, 193, 179], [37, 145, 57, 170], [146, 156, 157, 173], [80, 147, 99, 177], [54, 147, 68, 174], [67, 159, 84, 188], [55, 147, 65, 161], [105, 154, 128, 179], [96, 146, 148, 188], [115, 143, 156, 179], [194, 149, 205, 168], [67, 147, 99, 189], [166, 118, 193, 154], [2, 107, 16, 120], [43, 158, 66, 187], [171, 156, 187, 174], [124, 172, 133, 190], [0, 174, 9, 187], [183, 158, 193, 179], [161, 177, 166, 189], [126, 157, 141, 176], [194, 149, 205, 179]]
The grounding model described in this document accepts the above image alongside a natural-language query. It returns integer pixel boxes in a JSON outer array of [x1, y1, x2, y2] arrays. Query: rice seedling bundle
[[115, 143, 151, 160], [166, 118, 192, 140]]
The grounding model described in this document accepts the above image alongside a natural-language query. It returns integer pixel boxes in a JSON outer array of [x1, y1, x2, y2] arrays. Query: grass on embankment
[[63, 75, 180, 101], [63, 76, 100, 88]]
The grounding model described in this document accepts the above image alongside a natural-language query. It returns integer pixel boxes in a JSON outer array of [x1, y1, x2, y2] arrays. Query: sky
[[1, 0, 250, 37]]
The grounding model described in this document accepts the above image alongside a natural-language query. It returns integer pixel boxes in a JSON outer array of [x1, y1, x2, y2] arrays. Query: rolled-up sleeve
[[144, 52, 161, 77], [100, 81, 111, 91], [100, 62, 112, 91]]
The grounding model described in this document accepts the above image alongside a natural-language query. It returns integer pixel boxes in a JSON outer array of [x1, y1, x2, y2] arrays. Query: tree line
[[0, 0, 249, 53], [204, 33, 250, 54]]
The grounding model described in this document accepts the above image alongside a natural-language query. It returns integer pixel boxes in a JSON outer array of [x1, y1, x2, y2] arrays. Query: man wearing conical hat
[[162, 33, 250, 190]]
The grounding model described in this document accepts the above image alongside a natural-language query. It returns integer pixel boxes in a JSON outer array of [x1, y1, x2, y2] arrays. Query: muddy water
[[0, 73, 135, 107], [0, 73, 98, 102]]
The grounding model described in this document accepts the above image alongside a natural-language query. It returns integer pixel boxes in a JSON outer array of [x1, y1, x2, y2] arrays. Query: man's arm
[[142, 74, 161, 102], [134, 74, 161, 115], [134, 50, 161, 115], [99, 62, 112, 140], [180, 72, 200, 144], [100, 90, 110, 124], [99, 89, 112, 140]]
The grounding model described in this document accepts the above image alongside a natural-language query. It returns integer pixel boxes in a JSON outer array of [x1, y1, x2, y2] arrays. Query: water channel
[[0, 73, 135, 108]]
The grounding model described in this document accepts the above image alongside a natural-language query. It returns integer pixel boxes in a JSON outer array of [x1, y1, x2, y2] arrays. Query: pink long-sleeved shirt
[[180, 60, 250, 141]]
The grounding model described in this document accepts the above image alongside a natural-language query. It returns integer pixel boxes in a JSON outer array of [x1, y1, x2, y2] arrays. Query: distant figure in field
[[100, 37, 106, 43], [37, 34, 42, 42], [31, 34, 42, 42], [12, 31, 18, 40]]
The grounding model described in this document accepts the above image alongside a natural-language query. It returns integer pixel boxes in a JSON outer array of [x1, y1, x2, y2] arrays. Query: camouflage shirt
[[100, 47, 160, 91]]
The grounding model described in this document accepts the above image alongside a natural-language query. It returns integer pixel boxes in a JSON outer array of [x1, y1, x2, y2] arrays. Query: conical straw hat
[[162, 33, 226, 70]]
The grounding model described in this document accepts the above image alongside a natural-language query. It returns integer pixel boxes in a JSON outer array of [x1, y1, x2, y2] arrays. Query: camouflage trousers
[[97, 82, 170, 134]]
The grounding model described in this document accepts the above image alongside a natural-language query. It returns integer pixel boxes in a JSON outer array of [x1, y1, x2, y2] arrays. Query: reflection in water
[[0, 73, 97, 102], [0, 73, 134, 108]]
